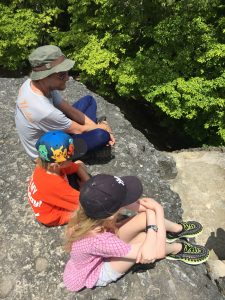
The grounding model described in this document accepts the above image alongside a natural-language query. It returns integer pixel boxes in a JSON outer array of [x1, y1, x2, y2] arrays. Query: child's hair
[[64, 206, 118, 252], [36, 157, 52, 171]]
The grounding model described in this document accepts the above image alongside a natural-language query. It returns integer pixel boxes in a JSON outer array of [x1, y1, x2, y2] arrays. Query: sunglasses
[[56, 71, 68, 80]]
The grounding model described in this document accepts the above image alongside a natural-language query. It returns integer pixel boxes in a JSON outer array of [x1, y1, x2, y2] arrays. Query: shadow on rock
[[82, 146, 115, 165], [205, 228, 225, 260]]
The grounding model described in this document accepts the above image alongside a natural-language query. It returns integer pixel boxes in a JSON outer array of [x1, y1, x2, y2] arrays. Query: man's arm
[[57, 99, 86, 125], [64, 119, 111, 134], [59, 99, 115, 144], [58, 99, 106, 127]]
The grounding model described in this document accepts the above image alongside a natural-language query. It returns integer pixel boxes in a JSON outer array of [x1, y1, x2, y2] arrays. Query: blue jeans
[[71, 95, 110, 151]]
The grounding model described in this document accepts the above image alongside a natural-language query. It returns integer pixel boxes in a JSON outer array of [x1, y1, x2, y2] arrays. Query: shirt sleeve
[[92, 232, 131, 258], [60, 162, 79, 175], [38, 110, 72, 132], [51, 90, 63, 107]]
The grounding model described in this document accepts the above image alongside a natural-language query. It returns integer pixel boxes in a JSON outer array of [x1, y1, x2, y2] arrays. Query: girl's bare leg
[[109, 232, 146, 273], [112, 211, 183, 274], [117, 212, 182, 242], [164, 219, 182, 233], [109, 233, 182, 274], [117, 212, 147, 243], [166, 242, 182, 255]]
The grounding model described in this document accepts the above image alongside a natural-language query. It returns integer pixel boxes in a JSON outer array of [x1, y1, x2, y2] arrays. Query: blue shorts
[[95, 262, 124, 287]]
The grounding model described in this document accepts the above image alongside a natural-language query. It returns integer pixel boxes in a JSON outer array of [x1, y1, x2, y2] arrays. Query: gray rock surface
[[168, 151, 225, 257], [0, 78, 224, 300], [167, 151, 225, 296]]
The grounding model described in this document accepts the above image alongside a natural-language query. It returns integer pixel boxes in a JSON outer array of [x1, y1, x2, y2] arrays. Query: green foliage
[[2, 0, 225, 146], [0, 1, 63, 70], [55, 0, 225, 145]]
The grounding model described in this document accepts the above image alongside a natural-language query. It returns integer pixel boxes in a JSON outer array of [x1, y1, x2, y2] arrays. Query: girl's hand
[[125, 198, 162, 213], [136, 240, 157, 264], [123, 200, 155, 213], [124, 200, 141, 212], [138, 198, 163, 212]]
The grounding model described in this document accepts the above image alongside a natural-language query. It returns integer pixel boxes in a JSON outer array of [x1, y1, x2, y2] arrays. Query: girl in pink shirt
[[63, 174, 209, 292]]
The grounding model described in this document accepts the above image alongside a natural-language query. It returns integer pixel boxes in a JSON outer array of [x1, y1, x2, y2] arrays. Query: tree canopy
[[1, 0, 225, 146]]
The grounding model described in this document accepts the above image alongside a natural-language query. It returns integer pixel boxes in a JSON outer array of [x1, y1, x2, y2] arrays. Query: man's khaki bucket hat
[[29, 45, 75, 80]]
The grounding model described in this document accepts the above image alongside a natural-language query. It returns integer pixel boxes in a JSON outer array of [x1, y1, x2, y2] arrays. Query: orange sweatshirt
[[27, 162, 80, 226]]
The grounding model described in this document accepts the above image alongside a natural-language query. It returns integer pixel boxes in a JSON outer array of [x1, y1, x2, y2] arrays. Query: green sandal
[[166, 221, 203, 243], [166, 240, 209, 265]]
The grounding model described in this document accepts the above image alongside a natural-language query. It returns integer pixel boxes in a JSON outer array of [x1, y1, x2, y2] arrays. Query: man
[[15, 45, 115, 161]]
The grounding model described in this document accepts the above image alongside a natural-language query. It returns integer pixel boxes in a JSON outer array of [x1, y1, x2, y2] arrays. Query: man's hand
[[59, 100, 116, 145], [108, 133, 115, 146], [98, 120, 115, 146]]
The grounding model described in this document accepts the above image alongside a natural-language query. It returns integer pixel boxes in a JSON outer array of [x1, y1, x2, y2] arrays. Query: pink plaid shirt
[[63, 232, 131, 291]]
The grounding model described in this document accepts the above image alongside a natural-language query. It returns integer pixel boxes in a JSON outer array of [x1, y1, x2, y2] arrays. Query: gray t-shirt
[[15, 79, 72, 159]]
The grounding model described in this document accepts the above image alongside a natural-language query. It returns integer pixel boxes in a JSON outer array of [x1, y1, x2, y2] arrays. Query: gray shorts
[[95, 262, 124, 287]]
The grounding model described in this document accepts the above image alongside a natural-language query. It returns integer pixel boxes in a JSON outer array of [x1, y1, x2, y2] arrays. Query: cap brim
[[30, 58, 75, 80], [121, 176, 143, 206], [72, 138, 87, 159]]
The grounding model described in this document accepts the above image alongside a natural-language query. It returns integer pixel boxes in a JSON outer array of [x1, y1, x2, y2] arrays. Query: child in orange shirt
[[28, 130, 90, 226]]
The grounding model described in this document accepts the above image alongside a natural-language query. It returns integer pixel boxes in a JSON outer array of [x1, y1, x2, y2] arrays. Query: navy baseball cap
[[35, 130, 87, 163], [80, 174, 143, 219]]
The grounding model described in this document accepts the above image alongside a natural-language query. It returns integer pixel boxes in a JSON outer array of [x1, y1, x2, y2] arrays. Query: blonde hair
[[36, 157, 51, 170], [64, 206, 118, 252], [36, 157, 61, 172]]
